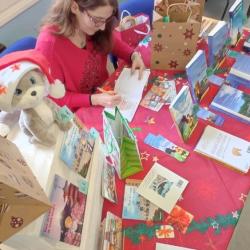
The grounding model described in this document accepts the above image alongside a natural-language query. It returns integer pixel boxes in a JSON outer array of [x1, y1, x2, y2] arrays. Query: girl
[[36, 0, 145, 111]]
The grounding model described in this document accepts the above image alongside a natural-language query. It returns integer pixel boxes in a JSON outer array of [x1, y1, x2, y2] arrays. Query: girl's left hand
[[131, 52, 145, 80]]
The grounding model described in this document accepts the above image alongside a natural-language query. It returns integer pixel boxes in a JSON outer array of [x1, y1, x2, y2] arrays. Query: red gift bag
[[116, 10, 151, 48]]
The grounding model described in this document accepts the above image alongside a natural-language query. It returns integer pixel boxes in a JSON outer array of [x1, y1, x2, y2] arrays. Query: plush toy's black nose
[[31, 91, 37, 96]]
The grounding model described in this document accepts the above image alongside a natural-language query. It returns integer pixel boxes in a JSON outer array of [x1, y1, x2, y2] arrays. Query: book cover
[[42, 174, 87, 246], [210, 84, 250, 124], [197, 107, 224, 126], [140, 85, 170, 111], [103, 107, 143, 179], [137, 163, 189, 213], [169, 86, 199, 142], [226, 73, 250, 89], [102, 161, 118, 203], [199, 16, 219, 38], [60, 117, 95, 178], [186, 50, 209, 103], [194, 125, 250, 173], [208, 20, 229, 68], [151, 76, 177, 104], [122, 179, 164, 221], [100, 211, 122, 250], [229, 53, 250, 82], [229, 0, 244, 46]]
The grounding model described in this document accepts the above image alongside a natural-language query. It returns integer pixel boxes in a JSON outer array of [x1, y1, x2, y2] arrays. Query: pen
[[97, 87, 116, 95]]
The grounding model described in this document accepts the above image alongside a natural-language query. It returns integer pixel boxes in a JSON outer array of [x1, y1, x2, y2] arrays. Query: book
[[102, 161, 118, 203], [42, 174, 87, 246], [60, 116, 95, 178], [199, 16, 219, 39], [227, 192, 250, 250], [185, 50, 209, 103], [103, 107, 143, 179], [229, 0, 244, 46], [228, 53, 250, 82], [122, 179, 164, 221], [210, 84, 250, 124], [169, 86, 199, 142], [194, 125, 250, 173], [137, 162, 189, 213], [207, 20, 229, 68], [151, 76, 177, 104], [140, 85, 170, 111], [197, 107, 224, 126], [99, 211, 122, 250], [105, 67, 150, 122], [226, 73, 250, 88]]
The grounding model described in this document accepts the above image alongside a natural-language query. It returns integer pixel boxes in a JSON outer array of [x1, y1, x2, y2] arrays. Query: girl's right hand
[[90, 93, 122, 108]]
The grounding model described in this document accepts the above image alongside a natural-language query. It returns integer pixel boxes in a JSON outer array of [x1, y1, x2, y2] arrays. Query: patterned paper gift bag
[[0, 137, 51, 243], [151, 0, 202, 70], [116, 10, 151, 48]]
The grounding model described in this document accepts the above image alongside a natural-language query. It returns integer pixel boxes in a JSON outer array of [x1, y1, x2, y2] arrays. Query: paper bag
[[154, 0, 205, 22], [116, 10, 151, 48], [151, 0, 202, 70], [103, 107, 143, 179], [0, 137, 51, 243]]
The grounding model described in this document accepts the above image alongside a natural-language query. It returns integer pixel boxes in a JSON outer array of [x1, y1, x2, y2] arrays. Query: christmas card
[[137, 163, 188, 213]]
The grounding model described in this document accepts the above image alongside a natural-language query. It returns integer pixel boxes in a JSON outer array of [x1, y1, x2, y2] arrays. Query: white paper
[[105, 68, 150, 122], [137, 162, 188, 213], [156, 243, 196, 250]]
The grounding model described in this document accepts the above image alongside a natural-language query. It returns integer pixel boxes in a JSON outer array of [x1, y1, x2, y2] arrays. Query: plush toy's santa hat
[[0, 49, 65, 112]]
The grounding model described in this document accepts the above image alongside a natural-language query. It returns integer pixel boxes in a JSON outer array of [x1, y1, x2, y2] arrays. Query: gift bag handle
[[134, 24, 151, 36], [167, 3, 192, 22], [120, 15, 137, 30], [120, 9, 132, 20]]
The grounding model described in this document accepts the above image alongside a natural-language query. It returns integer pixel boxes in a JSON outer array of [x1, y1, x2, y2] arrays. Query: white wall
[[0, 0, 52, 46]]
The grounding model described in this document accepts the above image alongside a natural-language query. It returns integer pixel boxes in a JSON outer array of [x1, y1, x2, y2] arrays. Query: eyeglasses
[[85, 9, 114, 27]]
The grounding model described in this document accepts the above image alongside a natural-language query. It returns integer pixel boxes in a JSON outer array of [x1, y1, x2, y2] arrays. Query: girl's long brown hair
[[41, 0, 118, 53]]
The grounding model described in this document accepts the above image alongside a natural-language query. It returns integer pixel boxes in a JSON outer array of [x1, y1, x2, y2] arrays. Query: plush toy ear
[[49, 79, 65, 98]]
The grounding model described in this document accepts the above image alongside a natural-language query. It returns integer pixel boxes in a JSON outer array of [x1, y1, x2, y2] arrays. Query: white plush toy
[[0, 50, 71, 146]]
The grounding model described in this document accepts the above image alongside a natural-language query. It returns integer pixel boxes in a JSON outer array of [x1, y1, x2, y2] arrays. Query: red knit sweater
[[35, 26, 133, 111]]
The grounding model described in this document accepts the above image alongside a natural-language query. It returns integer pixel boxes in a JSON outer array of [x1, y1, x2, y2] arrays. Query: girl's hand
[[91, 93, 122, 108], [131, 51, 145, 80]]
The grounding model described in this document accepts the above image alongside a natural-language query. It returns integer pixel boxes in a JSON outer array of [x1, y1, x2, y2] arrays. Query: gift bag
[[151, 0, 202, 70], [116, 10, 151, 48], [0, 137, 51, 242]]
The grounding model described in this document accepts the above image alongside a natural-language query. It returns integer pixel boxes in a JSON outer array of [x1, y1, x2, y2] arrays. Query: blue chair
[[110, 0, 154, 68], [0, 36, 36, 58], [119, 0, 154, 24]]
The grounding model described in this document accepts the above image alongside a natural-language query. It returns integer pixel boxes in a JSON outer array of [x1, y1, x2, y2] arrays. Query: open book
[[195, 125, 250, 173]]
